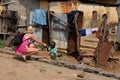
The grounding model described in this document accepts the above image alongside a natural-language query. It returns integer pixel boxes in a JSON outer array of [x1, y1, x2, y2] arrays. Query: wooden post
[[48, 11, 53, 42], [67, 11, 83, 61], [74, 11, 83, 61]]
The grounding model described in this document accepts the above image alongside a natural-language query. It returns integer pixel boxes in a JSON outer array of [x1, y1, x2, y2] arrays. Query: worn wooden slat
[[95, 0, 117, 4], [48, 11, 52, 42]]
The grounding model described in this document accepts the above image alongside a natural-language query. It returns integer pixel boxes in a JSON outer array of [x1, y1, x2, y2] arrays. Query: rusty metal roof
[[79, 0, 120, 6], [48, 0, 120, 6]]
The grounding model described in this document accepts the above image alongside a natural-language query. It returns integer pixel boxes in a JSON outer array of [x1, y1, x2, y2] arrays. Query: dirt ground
[[0, 33, 119, 80], [0, 52, 117, 80], [36, 33, 120, 73], [80, 34, 120, 73], [32, 33, 119, 73]]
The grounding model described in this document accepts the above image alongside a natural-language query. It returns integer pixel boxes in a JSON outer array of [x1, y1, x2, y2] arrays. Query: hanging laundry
[[92, 27, 98, 33], [81, 29, 86, 36], [32, 9, 47, 25], [86, 28, 92, 35], [67, 10, 80, 25]]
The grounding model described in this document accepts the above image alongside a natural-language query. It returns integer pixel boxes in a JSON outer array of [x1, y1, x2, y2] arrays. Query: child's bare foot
[[22, 55, 27, 61]]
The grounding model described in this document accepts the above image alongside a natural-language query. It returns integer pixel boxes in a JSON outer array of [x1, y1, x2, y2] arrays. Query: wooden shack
[[0, 0, 119, 61]]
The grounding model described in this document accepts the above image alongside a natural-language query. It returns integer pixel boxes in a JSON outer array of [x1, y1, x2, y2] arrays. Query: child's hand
[[47, 52, 50, 55], [43, 43, 47, 47]]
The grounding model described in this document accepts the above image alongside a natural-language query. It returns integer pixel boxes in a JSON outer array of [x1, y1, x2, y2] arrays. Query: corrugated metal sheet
[[67, 32, 76, 53], [42, 27, 49, 44], [29, 11, 34, 24], [34, 26, 42, 41], [116, 18, 120, 41], [53, 31, 68, 49], [97, 42, 113, 65], [116, 0, 120, 4], [52, 13, 68, 49]]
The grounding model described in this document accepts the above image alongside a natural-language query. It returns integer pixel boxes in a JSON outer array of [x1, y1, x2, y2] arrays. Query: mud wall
[[49, 1, 118, 28]]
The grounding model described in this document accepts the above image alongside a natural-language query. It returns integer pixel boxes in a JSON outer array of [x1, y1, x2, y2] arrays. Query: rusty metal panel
[[42, 27, 49, 45], [76, 11, 83, 29], [53, 30, 68, 49], [60, 1, 79, 13], [95, 0, 117, 4], [96, 42, 113, 65], [34, 25, 42, 41], [52, 13, 68, 49], [67, 31, 76, 54], [67, 11, 83, 54]]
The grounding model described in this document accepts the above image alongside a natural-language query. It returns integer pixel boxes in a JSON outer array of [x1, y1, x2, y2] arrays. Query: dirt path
[[81, 34, 120, 73], [0, 52, 117, 80]]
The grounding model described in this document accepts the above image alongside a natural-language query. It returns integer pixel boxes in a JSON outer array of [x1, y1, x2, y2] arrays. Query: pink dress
[[15, 36, 30, 54]]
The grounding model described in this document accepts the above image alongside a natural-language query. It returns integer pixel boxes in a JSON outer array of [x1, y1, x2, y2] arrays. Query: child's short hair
[[50, 41, 55, 48]]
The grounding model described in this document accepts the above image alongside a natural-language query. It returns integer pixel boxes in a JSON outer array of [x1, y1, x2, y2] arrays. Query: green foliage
[[35, 44, 46, 51], [40, 45, 46, 51], [76, 78, 84, 80], [0, 40, 4, 48], [95, 63, 100, 67]]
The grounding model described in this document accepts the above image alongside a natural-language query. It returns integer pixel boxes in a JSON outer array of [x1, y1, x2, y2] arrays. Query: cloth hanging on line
[[32, 9, 47, 25], [67, 10, 80, 25]]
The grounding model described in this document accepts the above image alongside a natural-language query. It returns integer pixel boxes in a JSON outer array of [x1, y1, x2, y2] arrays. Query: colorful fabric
[[32, 9, 47, 25], [67, 10, 80, 25], [48, 47, 58, 55], [15, 36, 30, 54]]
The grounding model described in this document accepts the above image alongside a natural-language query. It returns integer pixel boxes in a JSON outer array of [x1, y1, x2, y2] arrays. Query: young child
[[47, 41, 58, 59]]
